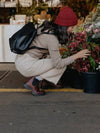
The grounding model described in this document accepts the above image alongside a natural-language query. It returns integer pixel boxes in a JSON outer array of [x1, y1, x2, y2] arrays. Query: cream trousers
[[15, 54, 66, 84]]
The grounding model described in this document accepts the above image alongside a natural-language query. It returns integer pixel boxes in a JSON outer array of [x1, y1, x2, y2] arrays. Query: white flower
[[96, 22, 100, 27]]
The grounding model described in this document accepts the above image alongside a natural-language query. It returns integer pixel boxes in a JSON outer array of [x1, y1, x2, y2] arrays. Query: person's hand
[[72, 49, 90, 60]]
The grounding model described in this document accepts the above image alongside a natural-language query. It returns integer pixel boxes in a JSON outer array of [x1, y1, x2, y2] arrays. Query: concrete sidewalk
[[0, 63, 83, 93], [0, 63, 29, 88]]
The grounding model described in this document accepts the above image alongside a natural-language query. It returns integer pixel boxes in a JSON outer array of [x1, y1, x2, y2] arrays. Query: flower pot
[[81, 72, 100, 93], [71, 70, 83, 89], [61, 69, 73, 87], [61, 69, 83, 89]]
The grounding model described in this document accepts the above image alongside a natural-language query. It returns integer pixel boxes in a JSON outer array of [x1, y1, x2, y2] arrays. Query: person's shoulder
[[43, 33, 59, 43], [44, 33, 59, 49], [42, 33, 57, 39]]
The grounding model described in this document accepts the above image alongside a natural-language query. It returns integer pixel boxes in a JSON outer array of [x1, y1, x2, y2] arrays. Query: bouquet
[[60, 23, 100, 72]]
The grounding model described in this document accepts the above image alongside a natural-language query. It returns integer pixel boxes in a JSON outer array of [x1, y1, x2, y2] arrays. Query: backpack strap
[[42, 31, 54, 35], [28, 46, 48, 50], [28, 31, 54, 51]]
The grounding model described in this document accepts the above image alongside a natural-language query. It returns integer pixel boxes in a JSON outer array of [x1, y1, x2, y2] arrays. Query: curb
[[0, 88, 83, 92]]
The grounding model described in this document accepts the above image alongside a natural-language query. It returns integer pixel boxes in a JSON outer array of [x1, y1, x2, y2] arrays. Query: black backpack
[[9, 22, 47, 54]]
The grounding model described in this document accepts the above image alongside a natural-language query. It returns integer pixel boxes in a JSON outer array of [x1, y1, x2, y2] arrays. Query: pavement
[[0, 63, 83, 92], [0, 63, 100, 133], [0, 63, 29, 89], [0, 92, 100, 133]]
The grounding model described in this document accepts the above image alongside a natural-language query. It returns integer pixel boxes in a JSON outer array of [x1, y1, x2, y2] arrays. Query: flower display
[[86, 23, 100, 44], [60, 23, 100, 72]]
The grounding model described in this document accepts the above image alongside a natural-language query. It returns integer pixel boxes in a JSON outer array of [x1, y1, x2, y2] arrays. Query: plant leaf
[[88, 56, 96, 70]]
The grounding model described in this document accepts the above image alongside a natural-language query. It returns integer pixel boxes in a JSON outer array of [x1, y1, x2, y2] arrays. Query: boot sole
[[24, 83, 45, 96]]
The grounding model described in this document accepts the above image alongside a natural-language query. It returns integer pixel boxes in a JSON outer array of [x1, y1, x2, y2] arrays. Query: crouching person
[[15, 6, 90, 96]]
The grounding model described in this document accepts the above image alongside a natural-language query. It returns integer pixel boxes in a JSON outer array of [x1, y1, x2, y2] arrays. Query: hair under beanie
[[55, 6, 78, 26]]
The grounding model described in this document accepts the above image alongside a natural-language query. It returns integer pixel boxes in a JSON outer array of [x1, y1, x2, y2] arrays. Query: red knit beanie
[[55, 6, 78, 26]]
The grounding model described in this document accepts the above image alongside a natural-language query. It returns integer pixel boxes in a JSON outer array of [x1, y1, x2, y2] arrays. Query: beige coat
[[15, 33, 74, 84]]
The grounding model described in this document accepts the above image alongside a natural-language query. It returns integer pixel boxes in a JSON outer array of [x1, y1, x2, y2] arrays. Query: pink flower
[[93, 28, 100, 34], [86, 27, 92, 32]]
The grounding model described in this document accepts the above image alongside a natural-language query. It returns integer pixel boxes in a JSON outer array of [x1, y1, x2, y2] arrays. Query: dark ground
[[0, 92, 100, 133]]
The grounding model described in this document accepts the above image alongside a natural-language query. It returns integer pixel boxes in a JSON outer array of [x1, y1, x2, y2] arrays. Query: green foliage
[[88, 56, 96, 71]]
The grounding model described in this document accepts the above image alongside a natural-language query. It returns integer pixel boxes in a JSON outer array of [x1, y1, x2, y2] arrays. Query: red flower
[[60, 28, 100, 72], [95, 46, 100, 51]]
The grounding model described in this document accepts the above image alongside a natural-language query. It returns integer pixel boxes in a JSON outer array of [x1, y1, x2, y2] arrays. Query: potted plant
[[60, 23, 100, 93]]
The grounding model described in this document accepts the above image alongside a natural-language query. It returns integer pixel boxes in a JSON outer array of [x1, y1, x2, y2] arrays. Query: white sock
[[35, 76, 42, 81]]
